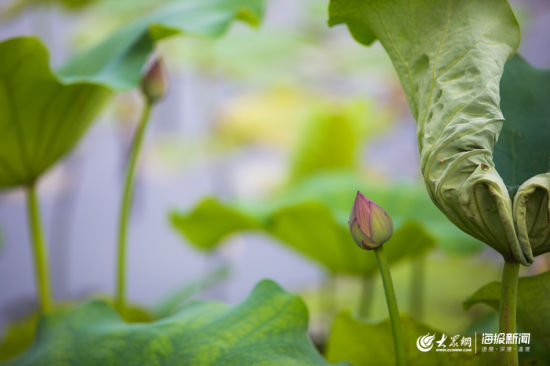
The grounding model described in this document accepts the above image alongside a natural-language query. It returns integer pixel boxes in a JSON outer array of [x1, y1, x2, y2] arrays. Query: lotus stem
[[374, 245, 407, 366], [115, 100, 152, 313], [499, 261, 519, 366], [409, 255, 426, 320], [358, 275, 375, 318], [26, 183, 53, 314]]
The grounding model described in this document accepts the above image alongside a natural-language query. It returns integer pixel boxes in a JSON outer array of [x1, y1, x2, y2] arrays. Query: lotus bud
[[349, 191, 393, 250], [140, 58, 168, 104]]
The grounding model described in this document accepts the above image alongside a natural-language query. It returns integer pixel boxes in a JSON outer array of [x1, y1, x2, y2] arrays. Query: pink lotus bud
[[349, 191, 393, 249], [140, 58, 168, 103]]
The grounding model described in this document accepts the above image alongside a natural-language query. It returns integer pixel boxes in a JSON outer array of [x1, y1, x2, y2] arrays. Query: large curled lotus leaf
[[328, 0, 550, 265], [464, 269, 550, 350], [326, 311, 499, 366], [0, 0, 264, 189], [1, 280, 342, 366]]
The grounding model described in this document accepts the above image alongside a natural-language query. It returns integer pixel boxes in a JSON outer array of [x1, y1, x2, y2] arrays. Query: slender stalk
[[26, 183, 53, 314], [358, 275, 375, 318], [115, 101, 152, 313], [374, 246, 406, 366], [499, 261, 519, 366], [409, 255, 426, 320], [323, 274, 337, 318]]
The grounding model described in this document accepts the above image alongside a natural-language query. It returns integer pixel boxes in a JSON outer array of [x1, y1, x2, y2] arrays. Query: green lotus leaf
[[1, 280, 340, 366], [494, 56, 550, 193], [0, 37, 111, 189], [0, 0, 264, 189], [0, 313, 38, 363], [329, 0, 550, 265], [172, 199, 436, 276]]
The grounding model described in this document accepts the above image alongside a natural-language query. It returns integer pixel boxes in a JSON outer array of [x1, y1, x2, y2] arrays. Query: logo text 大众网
[[416, 333, 472, 353]]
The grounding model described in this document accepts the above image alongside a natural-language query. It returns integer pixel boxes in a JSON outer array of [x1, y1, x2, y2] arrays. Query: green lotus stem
[[499, 261, 519, 366], [26, 183, 53, 314], [409, 255, 426, 320], [322, 274, 337, 317], [374, 246, 406, 366], [115, 101, 152, 313], [358, 275, 375, 318]]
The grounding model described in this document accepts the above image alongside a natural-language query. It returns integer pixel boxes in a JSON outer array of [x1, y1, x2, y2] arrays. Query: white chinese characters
[[481, 333, 530, 345]]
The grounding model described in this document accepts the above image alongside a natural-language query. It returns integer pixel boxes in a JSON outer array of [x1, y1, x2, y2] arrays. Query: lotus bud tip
[[141, 57, 168, 104]]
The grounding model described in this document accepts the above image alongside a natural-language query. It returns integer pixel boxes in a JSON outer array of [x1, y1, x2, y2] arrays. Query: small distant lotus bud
[[349, 191, 393, 250], [140, 58, 168, 104]]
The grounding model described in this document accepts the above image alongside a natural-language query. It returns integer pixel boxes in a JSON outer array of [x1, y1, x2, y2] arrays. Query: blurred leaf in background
[[0, 313, 37, 363], [1, 281, 343, 366], [172, 172, 483, 265], [57, 0, 265, 89], [289, 99, 386, 182], [464, 269, 550, 351], [172, 196, 434, 275]]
